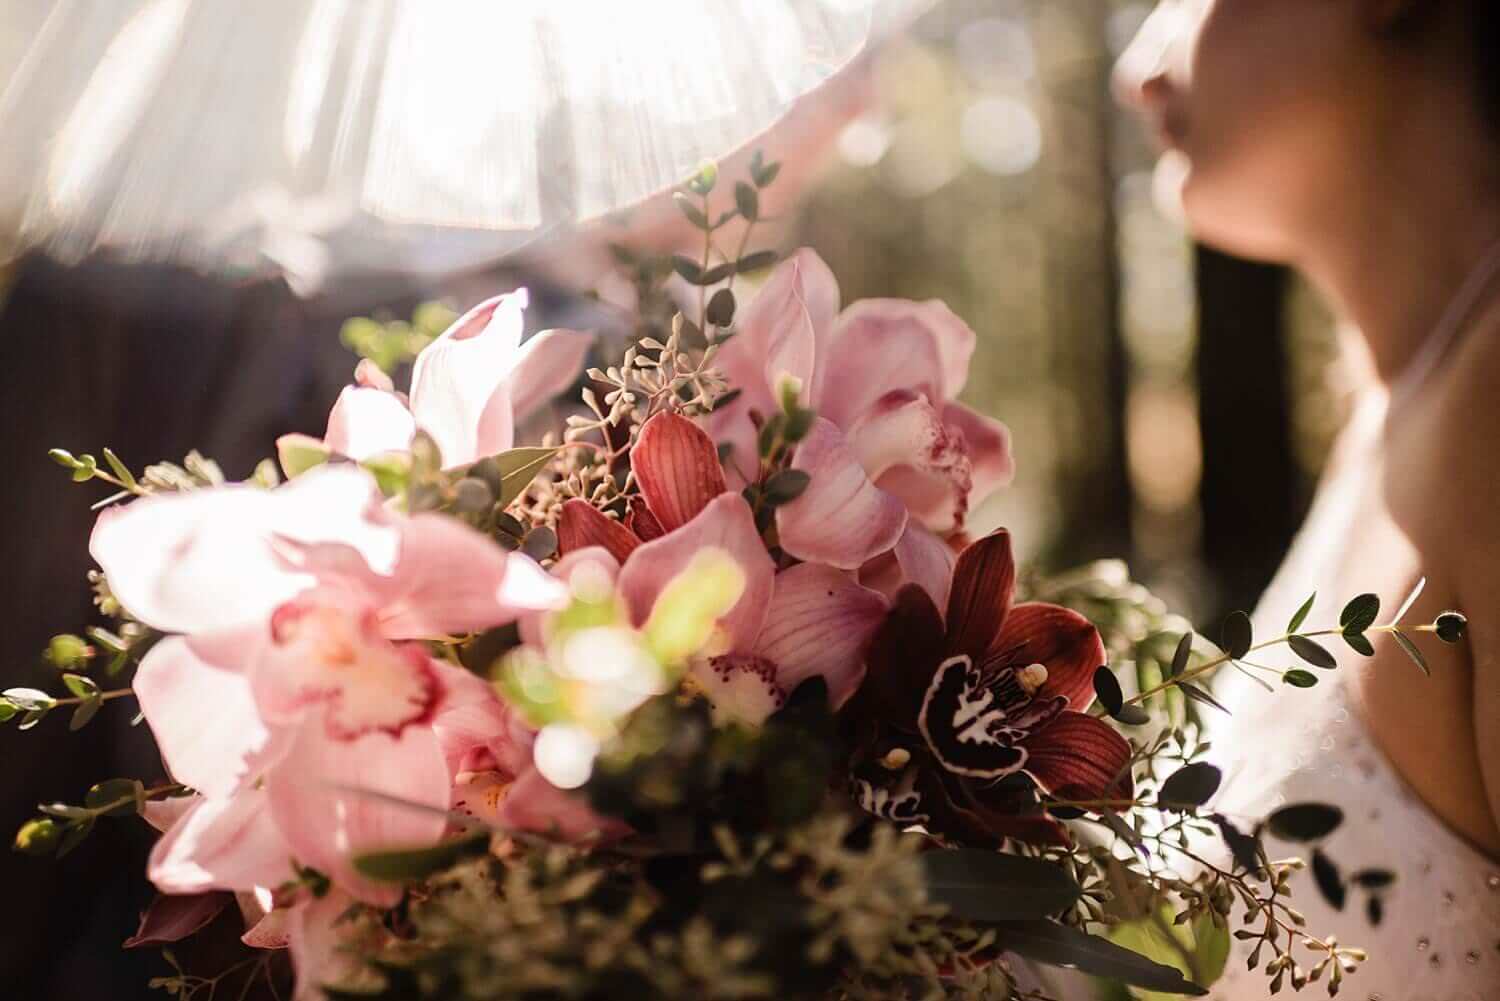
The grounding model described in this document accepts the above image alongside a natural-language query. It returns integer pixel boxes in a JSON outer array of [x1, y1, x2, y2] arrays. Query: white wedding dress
[[1201, 384, 1500, 1000]]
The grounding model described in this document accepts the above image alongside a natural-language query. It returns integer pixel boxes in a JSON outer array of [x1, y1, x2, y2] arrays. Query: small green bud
[[47, 448, 79, 469], [1434, 611, 1467, 643], [46, 634, 91, 669], [14, 817, 61, 855], [685, 160, 718, 195]]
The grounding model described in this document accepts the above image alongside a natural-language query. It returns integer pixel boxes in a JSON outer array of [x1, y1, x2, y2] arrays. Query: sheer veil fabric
[[0, 0, 922, 291]]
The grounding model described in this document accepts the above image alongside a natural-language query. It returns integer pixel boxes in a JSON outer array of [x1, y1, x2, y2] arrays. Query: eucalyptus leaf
[[353, 830, 490, 882], [1115, 704, 1152, 726], [1266, 802, 1343, 842], [1287, 592, 1316, 635], [921, 850, 1081, 920], [68, 698, 101, 731], [735, 250, 778, 273], [1221, 611, 1252, 660], [1178, 682, 1229, 716], [471, 447, 560, 509], [86, 778, 145, 816], [1282, 669, 1318, 689], [1342, 631, 1375, 657], [1288, 635, 1337, 670], [62, 673, 98, 699], [1311, 848, 1346, 911], [1158, 762, 1222, 810], [734, 181, 759, 222], [3, 688, 56, 712], [993, 920, 1207, 995], [1392, 630, 1430, 676], [1339, 593, 1380, 635], [1106, 906, 1230, 1000], [1169, 633, 1193, 679], [1093, 666, 1124, 717], [670, 255, 704, 284]]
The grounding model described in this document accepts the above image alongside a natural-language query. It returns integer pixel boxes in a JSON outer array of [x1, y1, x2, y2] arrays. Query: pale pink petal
[[817, 300, 946, 429], [91, 465, 394, 635], [616, 494, 775, 653], [849, 391, 974, 534], [354, 358, 395, 392], [143, 794, 197, 834], [408, 290, 527, 468], [632, 411, 727, 532], [737, 248, 841, 400], [431, 662, 534, 778], [776, 418, 907, 570], [288, 890, 382, 999], [135, 637, 280, 798], [494, 767, 628, 843], [452, 770, 512, 826], [505, 328, 592, 422], [241, 904, 290, 949], [148, 787, 297, 895], [917, 300, 978, 398], [754, 563, 888, 707], [321, 386, 416, 461], [689, 655, 786, 726], [943, 402, 1015, 503], [893, 523, 957, 611], [376, 515, 566, 639], [265, 721, 451, 907]]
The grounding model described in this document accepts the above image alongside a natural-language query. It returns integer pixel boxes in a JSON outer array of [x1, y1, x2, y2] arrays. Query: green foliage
[[341, 301, 456, 374], [1104, 906, 1227, 999]]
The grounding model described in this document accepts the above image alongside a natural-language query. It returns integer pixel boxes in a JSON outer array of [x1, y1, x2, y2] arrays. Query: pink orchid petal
[[91, 465, 394, 635], [143, 795, 197, 834], [943, 402, 1015, 503], [134, 637, 280, 798], [148, 787, 297, 895], [241, 904, 290, 949], [884, 523, 956, 611], [617, 493, 774, 653], [557, 499, 641, 564], [494, 767, 628, 843], [288, 890, 380, 999], [776, 418, 907, 570], [408, 290, 527, 468], [321, 386, 416, 461], [850, 390, 973, 534], [452, 770, 512, 826], [754, 563, 888, 708], [817, 300, 946, 429], [737, 248, 841, 400], [376, 514, 565, 639], [432, 662, 534, 778], [265, 722, 451, 907], [1020, 711, 1135, 802], [506, 328, 592, 422], [632, 411, 727, 532], [354, 359, 395, 392]]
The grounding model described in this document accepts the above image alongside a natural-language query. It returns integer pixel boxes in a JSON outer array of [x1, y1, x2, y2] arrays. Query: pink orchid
[[557, 411, 889, 723], [281, 289, 592, 469], [92, 465, 566, 905], [707, 248, 1014, 570]]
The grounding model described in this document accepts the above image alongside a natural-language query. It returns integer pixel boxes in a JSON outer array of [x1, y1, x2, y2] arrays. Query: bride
[[1113, 0, 1500, 995]]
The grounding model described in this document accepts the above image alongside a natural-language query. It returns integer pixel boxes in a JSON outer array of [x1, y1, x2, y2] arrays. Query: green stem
[[52, 687, 135, 708]]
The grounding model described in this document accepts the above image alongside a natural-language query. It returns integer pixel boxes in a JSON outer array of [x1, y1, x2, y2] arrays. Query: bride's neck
[[1295, 112, 1500, 386]]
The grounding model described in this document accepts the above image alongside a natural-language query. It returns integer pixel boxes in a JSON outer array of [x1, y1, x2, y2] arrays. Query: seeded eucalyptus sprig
[[14, 780, 186, 858]]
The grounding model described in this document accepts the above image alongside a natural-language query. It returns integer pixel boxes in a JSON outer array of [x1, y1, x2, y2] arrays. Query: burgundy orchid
[[845, 529, 1133, 847]]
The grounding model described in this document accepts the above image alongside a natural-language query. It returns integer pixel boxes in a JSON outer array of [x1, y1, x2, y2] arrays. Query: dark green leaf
[[1351, 868, 1395, 889], [1392, 630, 1429, 676], [521, 526, 557, 562], [61, 673, 98, 699], [1212, 814, 1262, 874], [993, 920, 1207, 995], [1221, 611, 1252, 660], [1288, 635, 1337, 670], [1158, 762, 1221, 810], [1169, 633, 1193, 678], [1435, 611, 1467, 643], [68, 698, 101, 731], [1339, 593, 1380, 635], [763, 470, 810, 505], [1115, 704, 1152, 726], [672, 192, 710, 229], [670, 255, 704, 283], [699, 262, 735, 285], [1178, 682, 1229, 715], [734, 181, 759, 222], [1282, 669, 1318, 689], [471, 447, 560, 509], [57, 817, 94, 858], [86, 778, 145, 816], [1266, 802, 1343, 842], [353, 830, 490, 882], [735, 250, 779, 273], [102, 448, 138, 490], [1342, 631, 1374, 657], [0, 702, 16, 723], [1287, 592, 1316, 635], [1311, 848, 1345, 911], [921, 851, 1081, 920], [1093, 667, 1123, 716], [706, 288, 736, 327]]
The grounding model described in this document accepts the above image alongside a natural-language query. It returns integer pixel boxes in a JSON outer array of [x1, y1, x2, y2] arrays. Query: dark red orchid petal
[[625, 495, 666, 542], [123, 891, 233, 949], [945, 529, 1016, 662], [922, 766, 1071, 848], [1019, 710, 1134, 803], [632, 411, 727, 532], [917, 654, 1028, 780], [847, 583, 946, 734], [557, 499, 640, 563], [988, 602, 1106, 710]]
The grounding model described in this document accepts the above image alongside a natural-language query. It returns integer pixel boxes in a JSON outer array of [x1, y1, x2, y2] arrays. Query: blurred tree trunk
[[1195, 247, 1297, 618]]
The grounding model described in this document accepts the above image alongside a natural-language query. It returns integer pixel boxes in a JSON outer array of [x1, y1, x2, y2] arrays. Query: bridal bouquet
[[12, 159, 1468, 1001]]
